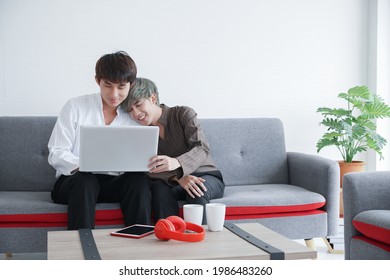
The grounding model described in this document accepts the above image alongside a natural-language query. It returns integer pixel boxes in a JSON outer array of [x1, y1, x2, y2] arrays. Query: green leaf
[[363, 96, 390, 119], [348, 86, 372, 101], [317, 107, 351, 118], [316, 137, 339, 152], [320, 118, 344, 131], [316, 85, 390, 161]]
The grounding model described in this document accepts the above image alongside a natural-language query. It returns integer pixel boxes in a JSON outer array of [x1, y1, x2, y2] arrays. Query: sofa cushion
[[0, 192, 123, 227], [353, 210, 390, 245], [200, 118, 289, 186], [351, 236, 390, 259], [351, 235, 390, 255], [211, 184, 325, 218], [1, 184, 326, 228], [0, 117, 57, 191]]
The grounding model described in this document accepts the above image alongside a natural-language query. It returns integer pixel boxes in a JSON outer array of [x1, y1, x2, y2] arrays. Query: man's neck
[[151, 106, 163, 126], [103, 105, 118, 125]]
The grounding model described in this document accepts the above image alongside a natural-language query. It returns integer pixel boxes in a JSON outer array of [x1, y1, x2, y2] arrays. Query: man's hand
[[148, 155, 181, 173], [177, 175, 207, 198]]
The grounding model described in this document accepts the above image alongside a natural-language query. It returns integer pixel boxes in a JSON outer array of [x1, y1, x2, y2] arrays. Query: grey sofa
[[0, 116, 340, 254], [343, 171, 390, 259]]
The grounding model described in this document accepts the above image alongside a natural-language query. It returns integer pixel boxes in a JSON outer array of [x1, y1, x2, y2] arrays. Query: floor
[[295, 238, 344, 260]]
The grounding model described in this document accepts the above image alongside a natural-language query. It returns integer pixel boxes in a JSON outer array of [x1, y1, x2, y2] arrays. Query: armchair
[[343, 171, 390, 259]]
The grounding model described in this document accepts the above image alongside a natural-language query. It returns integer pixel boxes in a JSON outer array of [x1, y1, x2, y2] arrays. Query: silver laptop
[[79, 125, 159, 172]]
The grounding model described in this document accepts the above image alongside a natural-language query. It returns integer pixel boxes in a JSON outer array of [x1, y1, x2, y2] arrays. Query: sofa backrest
[[0, 116, 289, 191], [0, 116, 57, 191], [200, 118, 289, 186]]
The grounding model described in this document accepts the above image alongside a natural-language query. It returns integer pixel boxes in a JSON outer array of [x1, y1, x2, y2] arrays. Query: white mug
[[183, 204, 204, 226], [206, 203, 226, 231]]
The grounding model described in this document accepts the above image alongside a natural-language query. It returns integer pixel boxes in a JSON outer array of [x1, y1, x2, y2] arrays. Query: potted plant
[[317, 85, 390, 165], [316, 86, 390, 214]]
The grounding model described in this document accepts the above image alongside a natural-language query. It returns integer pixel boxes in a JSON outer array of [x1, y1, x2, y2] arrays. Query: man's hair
[[124, 77, 160, 111], [95, 51, 137, 84]]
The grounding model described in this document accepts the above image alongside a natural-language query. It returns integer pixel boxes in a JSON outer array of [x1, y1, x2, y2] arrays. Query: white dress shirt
[[48, 93, 138, 177]]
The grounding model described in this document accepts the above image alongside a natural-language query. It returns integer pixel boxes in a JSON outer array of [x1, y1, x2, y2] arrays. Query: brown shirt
[[148, 104, 219, 184]]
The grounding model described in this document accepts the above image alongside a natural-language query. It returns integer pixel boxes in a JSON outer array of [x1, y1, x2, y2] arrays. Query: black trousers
[[51, 172, 151, 230], [150, 172, 225, 224]]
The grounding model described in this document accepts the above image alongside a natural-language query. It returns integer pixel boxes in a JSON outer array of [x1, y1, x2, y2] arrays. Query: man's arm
[[48, 99, 79, 176]]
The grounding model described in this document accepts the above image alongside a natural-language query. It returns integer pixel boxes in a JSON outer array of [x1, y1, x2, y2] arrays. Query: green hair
[[123, 77, 160, 111]]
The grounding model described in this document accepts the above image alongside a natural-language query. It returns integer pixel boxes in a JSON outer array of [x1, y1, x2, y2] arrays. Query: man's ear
[[95, 76, 100, 85], [150, 94, 157, 104]]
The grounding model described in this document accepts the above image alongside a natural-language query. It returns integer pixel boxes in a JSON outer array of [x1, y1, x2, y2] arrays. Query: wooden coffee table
[[47, 222, 316, 260]]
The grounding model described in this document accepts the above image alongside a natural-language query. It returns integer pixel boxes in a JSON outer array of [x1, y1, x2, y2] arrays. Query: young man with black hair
[[48, 51, 151, 229]]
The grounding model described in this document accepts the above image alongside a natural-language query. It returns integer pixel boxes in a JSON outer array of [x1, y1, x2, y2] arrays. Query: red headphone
[[154, 216, 205, 242]]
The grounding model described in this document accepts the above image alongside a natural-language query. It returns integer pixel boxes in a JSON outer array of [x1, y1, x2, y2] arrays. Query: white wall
[[376, 0, 390, 171], [0, 0, 370, 162]]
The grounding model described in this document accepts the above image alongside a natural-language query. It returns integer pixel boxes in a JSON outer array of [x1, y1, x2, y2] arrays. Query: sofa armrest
[[287, 152, 340, 236], [343, 171, 390, 259]]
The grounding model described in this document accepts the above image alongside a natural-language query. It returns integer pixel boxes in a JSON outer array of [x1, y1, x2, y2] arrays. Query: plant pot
[[338, 161, 366, 187], [338, 161, 366, 217]]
